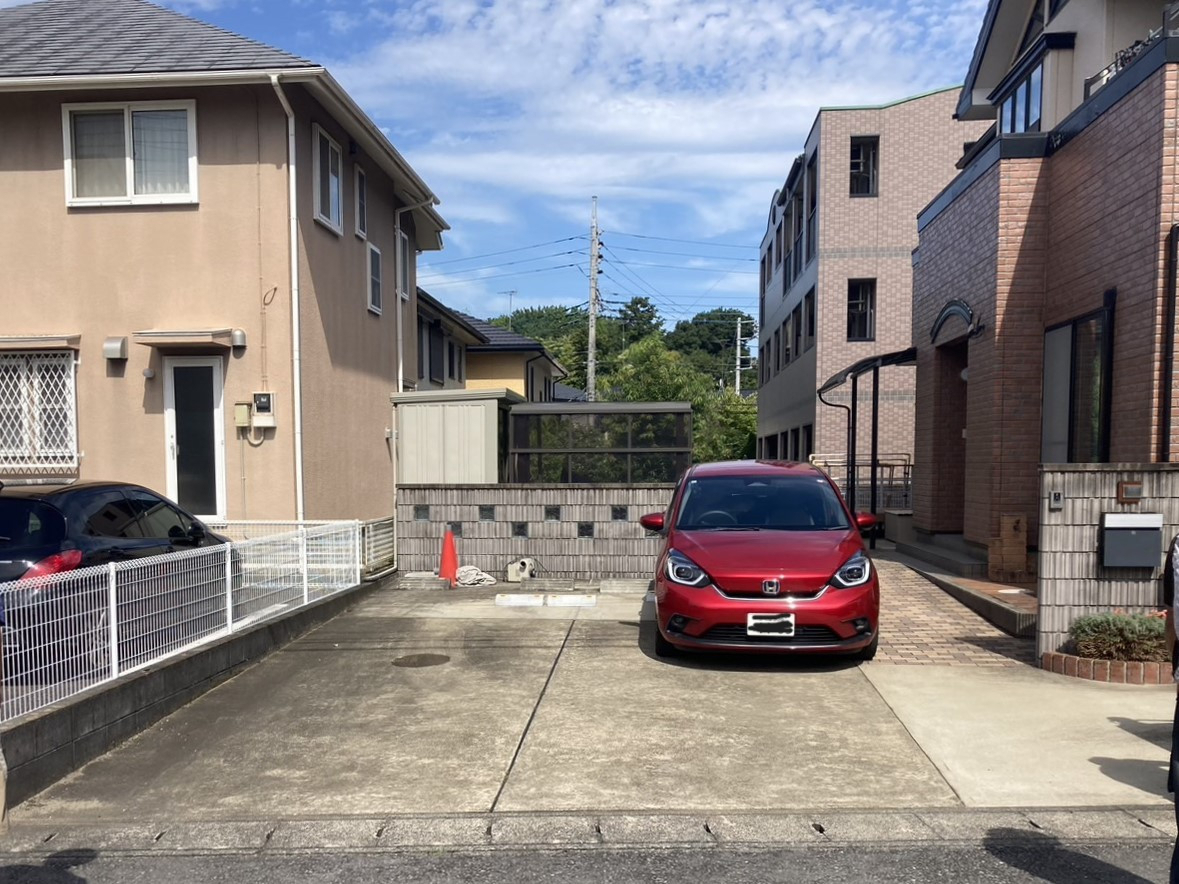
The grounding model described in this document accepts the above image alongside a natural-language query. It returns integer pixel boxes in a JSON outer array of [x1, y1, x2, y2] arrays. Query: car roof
[[0, 480, 144, 501], [687, 460, 826, 480]]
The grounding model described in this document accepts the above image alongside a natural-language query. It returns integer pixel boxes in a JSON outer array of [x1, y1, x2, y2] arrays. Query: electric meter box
[[1100, 512, 1163, 568], [252, 392, 276, 428]]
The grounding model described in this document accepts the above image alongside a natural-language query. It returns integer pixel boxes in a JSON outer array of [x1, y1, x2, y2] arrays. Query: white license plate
[[746, 612, 795, 637]]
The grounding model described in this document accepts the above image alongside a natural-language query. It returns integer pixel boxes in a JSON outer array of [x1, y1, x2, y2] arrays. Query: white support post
[[355, 521, 362, 586], [107, 563, 120, 680], [225, 543, 234, 632], [300, 527, 309, 606]]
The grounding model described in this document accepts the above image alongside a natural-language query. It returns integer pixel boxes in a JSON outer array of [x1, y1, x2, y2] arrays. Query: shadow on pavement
[[1110, 716, 1172, 751], [635, 620, 862, 673], [984, 828, 1154, 883], [1089, 755, 1169, 797], [0, 849, 97, 883], [954, 634, 1036, 665]]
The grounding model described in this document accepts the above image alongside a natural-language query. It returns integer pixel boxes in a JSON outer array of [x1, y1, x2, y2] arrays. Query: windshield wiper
[[689, 526, 761, 532]]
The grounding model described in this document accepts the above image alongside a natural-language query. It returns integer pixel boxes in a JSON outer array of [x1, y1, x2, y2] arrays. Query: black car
[[0, 481, 234, 678]]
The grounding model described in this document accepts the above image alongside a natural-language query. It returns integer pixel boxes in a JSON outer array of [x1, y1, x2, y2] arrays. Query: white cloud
[[312, 0, 987, 319]]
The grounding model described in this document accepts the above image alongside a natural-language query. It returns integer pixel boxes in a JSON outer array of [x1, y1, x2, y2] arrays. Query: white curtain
[[132, 110, 189, 195]]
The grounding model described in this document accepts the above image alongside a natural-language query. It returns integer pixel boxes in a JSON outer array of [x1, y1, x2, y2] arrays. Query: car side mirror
[[639, 513, 665, 532], [188, 522, 207, 542], [854, 512, 877, 531]]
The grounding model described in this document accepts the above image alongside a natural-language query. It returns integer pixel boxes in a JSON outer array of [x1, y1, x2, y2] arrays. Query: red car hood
[[673, 529, 866, 594]]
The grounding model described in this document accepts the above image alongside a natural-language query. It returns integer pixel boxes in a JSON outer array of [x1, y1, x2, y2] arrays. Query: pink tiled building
[[756, 90, 989, 490], [912, 0, 1179, 578]]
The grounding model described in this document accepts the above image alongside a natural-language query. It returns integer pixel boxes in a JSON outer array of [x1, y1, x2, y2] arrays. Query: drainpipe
[[393, 197, 438, 393], [270, 74, 306, 520], [1161, 225, 1179, 461]]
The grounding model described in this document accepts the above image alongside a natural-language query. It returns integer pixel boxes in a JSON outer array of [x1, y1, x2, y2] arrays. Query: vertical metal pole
[[870, 366, 880, 550], [848, 374, 858, 512], [300, 527, 309, 606], [735, 316, 742, 395], [587, 196, 600, 401], [107, 563, 120, 680], [225, 543, 234, 631], [354, 521, 362, 587]]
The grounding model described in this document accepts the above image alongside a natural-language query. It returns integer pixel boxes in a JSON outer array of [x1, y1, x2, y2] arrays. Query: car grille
[[698, 624, 845, 645]]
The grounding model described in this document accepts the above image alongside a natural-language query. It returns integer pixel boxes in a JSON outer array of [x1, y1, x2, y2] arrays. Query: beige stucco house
[[455, 313, 567, 402], [0, 0, 447, 522]]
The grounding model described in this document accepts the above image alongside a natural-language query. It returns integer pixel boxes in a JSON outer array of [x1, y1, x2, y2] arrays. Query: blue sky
[[15, 0, 987, 326]]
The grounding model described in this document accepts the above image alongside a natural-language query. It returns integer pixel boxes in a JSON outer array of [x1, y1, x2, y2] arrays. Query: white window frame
[[355, 165, 368, 239], [61, 100, 198, 207], [313, 123, 343, 235], [367, 242, 383, 315], [0, 351, 79, 472], [397, 230, 411, 300]]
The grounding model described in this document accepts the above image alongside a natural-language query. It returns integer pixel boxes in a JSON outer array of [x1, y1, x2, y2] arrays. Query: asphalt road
[[0, 840, 1171, 884]]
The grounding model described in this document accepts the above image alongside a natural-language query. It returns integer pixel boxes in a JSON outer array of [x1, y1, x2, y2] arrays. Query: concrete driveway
[[7, 562, 1175, 853]]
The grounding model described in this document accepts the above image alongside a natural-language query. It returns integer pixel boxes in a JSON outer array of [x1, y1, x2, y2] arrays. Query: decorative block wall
[[1038, 463, 1179, 656], [396, 484, 675, 579]]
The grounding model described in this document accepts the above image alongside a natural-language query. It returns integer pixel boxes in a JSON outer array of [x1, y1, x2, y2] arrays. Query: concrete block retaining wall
[[396, 484, 676, 579]]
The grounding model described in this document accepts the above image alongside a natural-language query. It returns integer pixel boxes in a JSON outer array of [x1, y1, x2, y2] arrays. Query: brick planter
[[1041, 652, 1171, 685]]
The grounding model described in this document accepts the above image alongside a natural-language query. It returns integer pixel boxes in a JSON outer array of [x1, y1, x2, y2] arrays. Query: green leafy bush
[[1068, 612, 1168, 662]]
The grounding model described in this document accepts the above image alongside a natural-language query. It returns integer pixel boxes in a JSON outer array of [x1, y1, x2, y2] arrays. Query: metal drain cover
[[392, 653, 450, 668]]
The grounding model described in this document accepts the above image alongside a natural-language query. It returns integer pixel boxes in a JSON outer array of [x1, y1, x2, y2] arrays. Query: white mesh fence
[[362, 518, 395, 575], [0, 521, 360, 723]]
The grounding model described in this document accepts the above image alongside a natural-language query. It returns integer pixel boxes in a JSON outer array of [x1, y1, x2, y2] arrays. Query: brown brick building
[[912, 0, 1179, 577], [756, 90, 988, 486]]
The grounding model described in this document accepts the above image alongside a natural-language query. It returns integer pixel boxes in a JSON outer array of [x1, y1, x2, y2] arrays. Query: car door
[[63, 489, 169, 564], [120, 488, 224, 667]]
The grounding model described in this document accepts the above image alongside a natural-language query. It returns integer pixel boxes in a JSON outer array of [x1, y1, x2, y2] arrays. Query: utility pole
[[499, 290, 517, 330], [735, 316, 743, 395], [587, 196, 600, 401]]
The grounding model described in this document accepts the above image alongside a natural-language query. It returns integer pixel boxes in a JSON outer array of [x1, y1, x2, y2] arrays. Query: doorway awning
[[816, 346, 916, 546], [818, 346, 915, 395], [133, 329, 236, 350]]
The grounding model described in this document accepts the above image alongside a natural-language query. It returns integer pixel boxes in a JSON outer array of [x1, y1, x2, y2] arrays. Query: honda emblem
[[762, 579, 780, 596]]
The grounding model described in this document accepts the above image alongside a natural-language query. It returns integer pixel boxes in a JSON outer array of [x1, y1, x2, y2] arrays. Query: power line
[[602, 229, 755, 250], [608, 259, 758, 275], [419, 264, 583, 287], [424, 235, 588, 266], [606, 244, 757, 262], [419, 249, 587, 279]]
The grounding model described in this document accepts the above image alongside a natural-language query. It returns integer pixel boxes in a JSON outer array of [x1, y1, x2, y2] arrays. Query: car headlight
[[665, 550, 711, 588], [831, 552, 872, 588]]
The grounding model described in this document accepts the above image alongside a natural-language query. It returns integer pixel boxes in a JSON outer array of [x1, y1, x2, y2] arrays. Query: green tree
[[615, 296, 663, 345], [602, 336, 714, 408], [489, 305, 583, 347], [694, 390, 758, 463], [664, 308, 755, 384]]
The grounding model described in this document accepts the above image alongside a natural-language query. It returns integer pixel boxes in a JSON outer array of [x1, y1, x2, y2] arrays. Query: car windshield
[[0, 499, 67, 551], [675, 474, 851, 531]]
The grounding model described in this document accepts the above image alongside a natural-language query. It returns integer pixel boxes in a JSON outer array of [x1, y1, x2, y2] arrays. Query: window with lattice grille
[[0, 352, 78, 472]]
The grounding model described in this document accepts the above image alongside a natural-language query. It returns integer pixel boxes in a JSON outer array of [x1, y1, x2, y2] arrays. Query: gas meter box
[[1100, 513, 1163, 568]]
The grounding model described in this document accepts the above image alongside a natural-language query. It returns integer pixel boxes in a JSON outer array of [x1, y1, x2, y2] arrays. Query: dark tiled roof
[[454, 312, 546, 352], [552, 382, 587, 402], [0, 0, 316, 79]]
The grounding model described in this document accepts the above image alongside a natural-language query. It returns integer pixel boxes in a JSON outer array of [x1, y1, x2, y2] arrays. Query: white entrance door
[[163, 356, 226, 519]]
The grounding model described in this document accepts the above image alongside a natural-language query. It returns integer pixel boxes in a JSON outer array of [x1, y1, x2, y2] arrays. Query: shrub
[[1068, 612, 1168, 662]]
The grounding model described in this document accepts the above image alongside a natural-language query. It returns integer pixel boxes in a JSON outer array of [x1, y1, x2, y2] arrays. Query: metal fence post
[[107, 563, 120, 680], [354, 521, 362, 586], [300, 527, 309, 606], [225, 543, 234, 632]]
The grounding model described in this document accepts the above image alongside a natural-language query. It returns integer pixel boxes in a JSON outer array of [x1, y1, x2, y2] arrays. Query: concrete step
[[894, 540, 988, 580]]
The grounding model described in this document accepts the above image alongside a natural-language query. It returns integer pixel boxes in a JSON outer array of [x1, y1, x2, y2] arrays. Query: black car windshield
[[675, 475, 851, 531], [0, 499, 67, 551]]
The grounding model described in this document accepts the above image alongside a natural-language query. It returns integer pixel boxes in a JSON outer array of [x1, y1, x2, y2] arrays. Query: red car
[[640, 460, 879, 660]]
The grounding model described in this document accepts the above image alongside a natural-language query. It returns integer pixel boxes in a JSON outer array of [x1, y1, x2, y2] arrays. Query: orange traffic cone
[[439, 528, 459, 587]]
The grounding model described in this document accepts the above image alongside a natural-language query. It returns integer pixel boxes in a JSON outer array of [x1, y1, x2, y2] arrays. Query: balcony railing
[[1084, 2, 1179, 99]]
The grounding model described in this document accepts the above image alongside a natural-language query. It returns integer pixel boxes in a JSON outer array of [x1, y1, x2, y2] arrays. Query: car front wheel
[[653, 625, 679, 658], [856, 632, 879, 662]]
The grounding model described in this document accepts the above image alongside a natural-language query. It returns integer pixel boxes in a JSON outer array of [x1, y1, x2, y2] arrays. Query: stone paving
[[874, 559, 1035, 667]]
